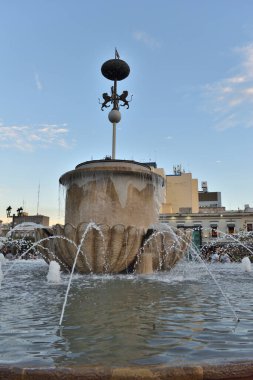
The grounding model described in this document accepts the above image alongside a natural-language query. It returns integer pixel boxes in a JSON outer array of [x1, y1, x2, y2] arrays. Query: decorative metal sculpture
[[99, 49, 132, 111], [119, 90, 132, 109], [100, 92, 112, 110], [99, 49, 132, 159]]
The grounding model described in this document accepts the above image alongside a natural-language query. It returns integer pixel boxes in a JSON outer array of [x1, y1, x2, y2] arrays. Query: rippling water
[[0, 259, 253, 367]]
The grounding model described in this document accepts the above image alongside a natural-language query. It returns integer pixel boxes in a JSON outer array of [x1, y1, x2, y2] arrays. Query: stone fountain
[[35, 51, 190, 273]]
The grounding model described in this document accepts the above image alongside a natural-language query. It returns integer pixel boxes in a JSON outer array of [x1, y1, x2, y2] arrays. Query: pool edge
[[0, 361, 253, 380]]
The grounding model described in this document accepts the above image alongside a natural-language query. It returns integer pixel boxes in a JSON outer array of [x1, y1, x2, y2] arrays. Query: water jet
[[242, 256, 252, 272]]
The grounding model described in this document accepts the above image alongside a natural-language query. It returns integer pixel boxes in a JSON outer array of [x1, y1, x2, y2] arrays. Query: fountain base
[[35, 224, 190, 274]]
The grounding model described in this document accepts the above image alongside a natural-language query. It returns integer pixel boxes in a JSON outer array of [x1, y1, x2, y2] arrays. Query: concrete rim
[[1, 361, 253, 380], [75, 159, 152, 171], [59, 167, 164, 186]]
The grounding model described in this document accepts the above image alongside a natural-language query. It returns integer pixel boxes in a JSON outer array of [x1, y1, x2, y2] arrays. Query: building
[[150, 164, 199, 214], [145, 162, 253, 248], [199, 181, 222, 208], [12, 214, 49, 228], [0, 213, 50, 238], [159, 207, 253, 248]]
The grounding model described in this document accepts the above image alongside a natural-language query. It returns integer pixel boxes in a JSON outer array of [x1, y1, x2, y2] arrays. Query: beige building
[[150, 164, 199, 214], [146, 162, 253, 247]]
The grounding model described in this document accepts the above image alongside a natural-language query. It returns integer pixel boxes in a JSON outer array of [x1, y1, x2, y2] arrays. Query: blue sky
[[1, 0, 253, 224]]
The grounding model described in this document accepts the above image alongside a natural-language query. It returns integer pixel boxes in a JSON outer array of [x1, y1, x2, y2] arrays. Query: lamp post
[[6, 205, 15, 228], [17, 207, 23, 217], [100, 49, 131, 159], [6, 206, 12, 218], [6, 205, 24, 228]]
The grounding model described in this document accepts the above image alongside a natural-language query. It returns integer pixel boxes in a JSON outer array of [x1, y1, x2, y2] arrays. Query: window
[[228, 225, 235, 234], [247, 224, 253, 232], [210, 223, 218, 238], [211, 226, 218, 238]]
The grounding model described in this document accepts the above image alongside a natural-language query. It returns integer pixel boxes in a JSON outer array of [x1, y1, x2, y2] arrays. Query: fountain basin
[[1, 260, 252, 375], [59, 160, 164, 229]]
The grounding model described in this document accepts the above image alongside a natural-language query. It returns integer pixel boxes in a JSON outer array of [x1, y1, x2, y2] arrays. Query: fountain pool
[[1, 257, 253, 378]]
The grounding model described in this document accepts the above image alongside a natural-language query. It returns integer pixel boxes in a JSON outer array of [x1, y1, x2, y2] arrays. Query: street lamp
[[17, 207, 23, 217], [6, 206, 12, 218]]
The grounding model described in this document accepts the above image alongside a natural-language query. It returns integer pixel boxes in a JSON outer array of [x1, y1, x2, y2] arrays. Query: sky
[[1, 0, 253, 225]]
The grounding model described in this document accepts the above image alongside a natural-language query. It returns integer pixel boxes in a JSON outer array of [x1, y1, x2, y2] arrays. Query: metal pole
[[113, 79, 117, 110], [36, 183, 40, 215], [112, 77, 117, 159], [112, 122, 116, 159]]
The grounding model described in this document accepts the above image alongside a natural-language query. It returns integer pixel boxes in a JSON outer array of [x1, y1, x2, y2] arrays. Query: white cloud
[[242, 87, 253, 96], [0, 122, 72, 151], [237, 43, 253, 77], [34, 72, 43, 91], [214, 114, 237, 131], [133, 31, 161, 49], [227, 75, 246, 84], [204, 43, 253, 131], [221, 86, 233, 94], [228, 98, 243, 107]]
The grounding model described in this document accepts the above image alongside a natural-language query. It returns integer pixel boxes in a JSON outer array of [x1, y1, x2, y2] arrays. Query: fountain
[[2, 52, 253, 380], [35, 50, 189, 275]]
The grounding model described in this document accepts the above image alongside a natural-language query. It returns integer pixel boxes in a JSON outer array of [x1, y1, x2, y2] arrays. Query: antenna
[[36, 183, 40, 215]]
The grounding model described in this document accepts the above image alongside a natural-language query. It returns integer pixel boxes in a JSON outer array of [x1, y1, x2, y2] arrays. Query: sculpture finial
[[115, 48, 120, 59]]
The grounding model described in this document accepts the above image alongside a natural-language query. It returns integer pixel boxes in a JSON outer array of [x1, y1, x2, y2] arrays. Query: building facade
[[150, 163, 253, 247], [159, 209, 253, 247], [12, 214, 49, 228], [150, 164, 199, 214]]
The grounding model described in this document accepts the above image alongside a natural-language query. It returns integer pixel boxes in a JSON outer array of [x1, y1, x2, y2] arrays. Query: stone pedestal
[[136, 252, 153, 274]]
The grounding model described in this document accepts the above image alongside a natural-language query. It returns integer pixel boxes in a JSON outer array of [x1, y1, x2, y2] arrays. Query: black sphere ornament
[[101, 59, 130, 81]]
